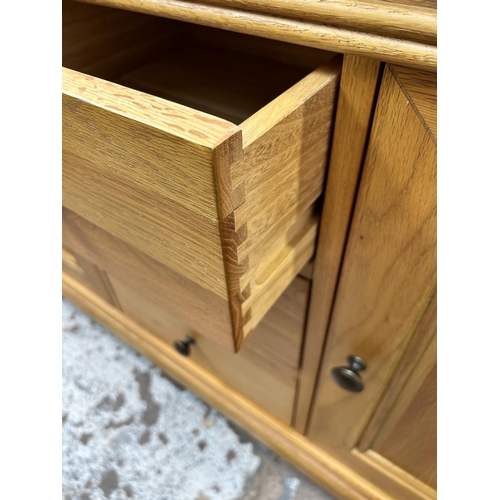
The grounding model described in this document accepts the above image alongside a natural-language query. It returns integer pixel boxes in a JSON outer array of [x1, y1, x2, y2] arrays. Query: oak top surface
[[74, 0, 437, 70], [378, 0, 436, 9]]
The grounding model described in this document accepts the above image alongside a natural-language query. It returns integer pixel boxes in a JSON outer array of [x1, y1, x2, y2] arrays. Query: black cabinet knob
[[174, 335, 195, 356], [331, 355, 367, 393]]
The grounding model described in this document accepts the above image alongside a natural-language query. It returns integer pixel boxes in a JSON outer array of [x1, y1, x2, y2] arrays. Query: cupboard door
[[307, 64, 436, 459], [367, 332, 436, 489]]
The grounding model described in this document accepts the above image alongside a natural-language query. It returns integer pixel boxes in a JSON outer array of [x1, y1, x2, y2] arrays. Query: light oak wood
[[349, 451, 436, 500], [117, 43, 316, 124], [62, 6, 341, 350], [62, 247, 85, 282], [307, 65, 436, 450], [197, 0, 436, 44], [63, 271, 435, 500], [62, 247, 117, 304], [380, 0, 436, 12], [110, 270, 312, 371], [75, 0, 437, 69], [349, 295, 437, 498], [61, 5, 437, 495], [390, 65, 437, 141], [370, 333, 437, 489], [358, 294, 437, 451], [74, 255, 119, 306], [63, 208, 234, 343], [62, 68, 235, 343], [294, 55, 382, 433], [108, 275, 310, 424], [63, 0, 183, 80], [233, 61, 340, 338], [244, 276, 310, 370], [62, 208, 315, 358]]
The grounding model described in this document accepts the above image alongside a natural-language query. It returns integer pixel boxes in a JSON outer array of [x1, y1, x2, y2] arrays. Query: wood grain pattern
[[63, 10, 339, 349], [62, 247, 117, 304], [351, 295, 437, 497], [239, 214, 318, 340], [238, 57, 340, 148], [234, 58, 341, 340], [294, 56, 382, 433], [62, 70, 237, 147], [62, 208, 235, 348], [109, 275, 309, 424], [63, 0, 184, 80], [63, 271, 436, 500], [378, 0, 436, 11], [307, 65, 436, 450], [245, 276, 311, 369], [74, 0, 437, 70], [63, 71, 235, 298], [349, 450, 436, 500], [358, 294, 437, 451], [118, 43, 315, 124], [390, 65, 437, 141], [370, 333, 437, 488], [197, 0, 436, 44]]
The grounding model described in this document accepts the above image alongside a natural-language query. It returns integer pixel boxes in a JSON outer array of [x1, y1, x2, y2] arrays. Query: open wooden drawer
[[62, 1, 341, 351]]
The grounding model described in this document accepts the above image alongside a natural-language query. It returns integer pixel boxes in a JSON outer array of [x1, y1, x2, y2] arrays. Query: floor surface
[[62, 299, 336, 500]]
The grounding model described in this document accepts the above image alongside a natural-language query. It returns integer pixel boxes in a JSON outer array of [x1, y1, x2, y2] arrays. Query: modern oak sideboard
[[62, 1, 437, 498]]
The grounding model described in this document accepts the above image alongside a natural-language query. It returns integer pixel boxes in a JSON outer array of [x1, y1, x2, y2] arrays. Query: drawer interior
[[63, 1, 333, 124]]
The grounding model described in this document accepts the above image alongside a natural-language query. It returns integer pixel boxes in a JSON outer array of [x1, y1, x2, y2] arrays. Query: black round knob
[[331, 355, 367, 393], [174, 335, 195, 356]]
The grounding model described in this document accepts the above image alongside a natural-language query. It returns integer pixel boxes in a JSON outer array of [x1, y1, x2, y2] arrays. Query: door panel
[[370, 333, 436, 488], [307, 65, 437, 455]]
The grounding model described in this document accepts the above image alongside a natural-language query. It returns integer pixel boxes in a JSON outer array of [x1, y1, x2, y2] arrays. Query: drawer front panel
[[63, 69, 236, 300], [107, 275, 310, 425], [62, 208, 233, 343], [62, 68, 241, 349]]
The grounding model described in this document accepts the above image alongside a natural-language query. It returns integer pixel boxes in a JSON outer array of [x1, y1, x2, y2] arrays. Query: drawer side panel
[[63, 70, 240, 299]]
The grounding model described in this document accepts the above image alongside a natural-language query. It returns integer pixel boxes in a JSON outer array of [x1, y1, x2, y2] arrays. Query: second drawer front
[[107, 275, 310, 425]]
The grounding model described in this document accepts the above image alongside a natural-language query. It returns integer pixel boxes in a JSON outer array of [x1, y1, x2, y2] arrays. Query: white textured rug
[[62, 299, 261, 500]]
